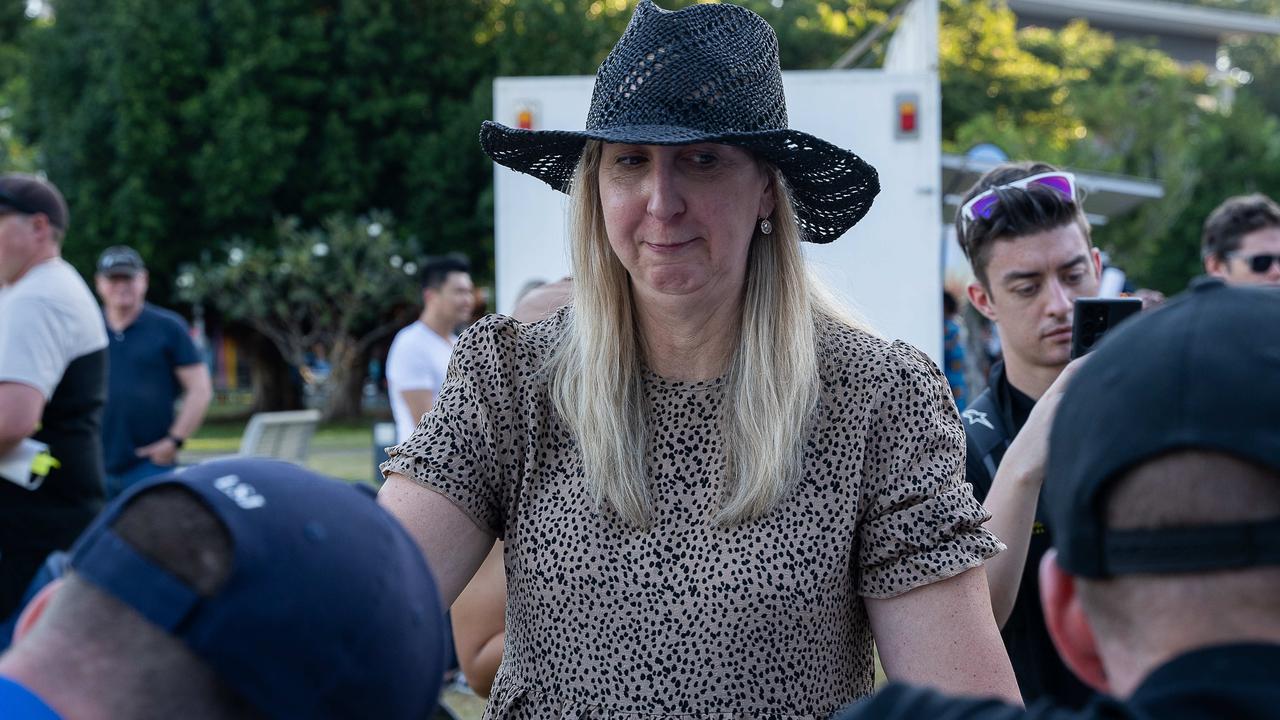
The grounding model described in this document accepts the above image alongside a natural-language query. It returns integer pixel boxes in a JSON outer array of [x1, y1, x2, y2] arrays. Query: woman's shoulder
[[815, 313, 942, 395], [815, 313, 891, 372], [452, 306, 569, 375]]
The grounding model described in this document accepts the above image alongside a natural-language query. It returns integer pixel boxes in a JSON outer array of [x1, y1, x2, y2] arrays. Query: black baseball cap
[[1046, 279, 1280, 578], [0, 173, 69, 231], [97, 245, 146, 276]]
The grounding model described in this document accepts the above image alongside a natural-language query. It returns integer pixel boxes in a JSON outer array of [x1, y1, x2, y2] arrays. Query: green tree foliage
[[21, 0, 1280, 302], [937, 0, 1280, 293], [19, 0, 908, 290], [23, 0, 496, 302], [0, 0, 34, 171], [178, 211, 421, 419]]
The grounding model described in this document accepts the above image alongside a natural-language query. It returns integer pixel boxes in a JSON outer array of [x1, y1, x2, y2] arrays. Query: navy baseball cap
[[1046, 280, 1280, 578], [67, 459, 446, 719]]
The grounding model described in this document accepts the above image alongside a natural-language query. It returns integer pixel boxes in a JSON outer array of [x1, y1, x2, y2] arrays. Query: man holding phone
[[954, 161, 1102, 708], [834, 282, 1280, 720]]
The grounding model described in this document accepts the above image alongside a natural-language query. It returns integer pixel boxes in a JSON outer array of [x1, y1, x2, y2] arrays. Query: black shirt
[[0, 348, 107, 550], [963, 362, 1092, 709], [832, 643, 1280, 719]]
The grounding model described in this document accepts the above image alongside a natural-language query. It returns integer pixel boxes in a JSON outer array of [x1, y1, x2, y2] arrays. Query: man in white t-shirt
[[0, 174, 109, 620], [386, 255, 475, 443]]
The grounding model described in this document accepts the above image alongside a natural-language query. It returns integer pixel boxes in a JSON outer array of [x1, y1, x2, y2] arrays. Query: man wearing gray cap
[[833, 279, 1280, 719], [95, 245, 212, 498], [0, 173, 109, 620]]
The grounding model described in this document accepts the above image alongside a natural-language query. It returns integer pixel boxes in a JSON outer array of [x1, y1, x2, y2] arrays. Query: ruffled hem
[[484, 678, 838, 719]]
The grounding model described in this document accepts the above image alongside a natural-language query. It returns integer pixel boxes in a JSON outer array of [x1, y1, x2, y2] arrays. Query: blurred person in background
[[386, 254, 475, 444], [0, 174, 108, 621], [1202, 193, 1280, 287], [94, 245, 212, 499], [943, 290, 970, 409]]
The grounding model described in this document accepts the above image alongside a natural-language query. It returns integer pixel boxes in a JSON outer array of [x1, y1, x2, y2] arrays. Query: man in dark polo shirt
[[0, 174, 108, 620], [95, 246, 211, 498], [834, 281, 1280, 720], [952, 162, 1102, 707]]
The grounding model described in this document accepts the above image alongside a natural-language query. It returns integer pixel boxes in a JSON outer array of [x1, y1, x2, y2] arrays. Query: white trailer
[[491, 0, 945, 360]]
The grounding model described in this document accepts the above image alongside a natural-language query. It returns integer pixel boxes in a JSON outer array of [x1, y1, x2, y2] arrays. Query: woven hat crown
[[587, 0, 788, 139], [478, 0, 881, 243]]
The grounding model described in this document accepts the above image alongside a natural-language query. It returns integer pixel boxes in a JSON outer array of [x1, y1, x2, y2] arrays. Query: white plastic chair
[[236, 410, 321, 464]]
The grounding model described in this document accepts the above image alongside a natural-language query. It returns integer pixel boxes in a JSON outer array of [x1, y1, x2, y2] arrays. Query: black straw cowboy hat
[[479, 0, 880, 244]]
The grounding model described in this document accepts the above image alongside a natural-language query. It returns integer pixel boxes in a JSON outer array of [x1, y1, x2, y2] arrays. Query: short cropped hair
[[1201, 193, 1280, 261], [1077, 450, 1280, 645], [31, 487, 261, 719], [420, 254, 471, 291], [956, 161, 1092, 287]]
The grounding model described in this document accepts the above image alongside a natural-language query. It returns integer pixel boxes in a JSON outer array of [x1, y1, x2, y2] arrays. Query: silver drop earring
[[759, 217, 773, 235]]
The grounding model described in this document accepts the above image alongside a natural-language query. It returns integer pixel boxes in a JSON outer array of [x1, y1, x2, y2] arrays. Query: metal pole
[[830, 0, 913, 70]]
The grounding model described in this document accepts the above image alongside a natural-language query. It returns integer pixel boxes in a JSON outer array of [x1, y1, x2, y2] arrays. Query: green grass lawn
[[185, 417, 383, 485]]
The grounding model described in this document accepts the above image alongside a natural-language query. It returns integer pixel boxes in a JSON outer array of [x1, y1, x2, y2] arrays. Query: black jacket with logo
[[961, 361, 1092, 710]]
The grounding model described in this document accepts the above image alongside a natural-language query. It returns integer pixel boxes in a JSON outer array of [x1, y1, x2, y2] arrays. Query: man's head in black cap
[[0, 173, 70, 286], [95, 246, 150, 322], [1038, 281, 1280, 699]]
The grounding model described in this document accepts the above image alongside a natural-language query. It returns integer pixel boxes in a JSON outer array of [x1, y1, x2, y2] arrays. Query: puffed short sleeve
[[381, 314, 522, 538], [856, 340, 1004, 598]]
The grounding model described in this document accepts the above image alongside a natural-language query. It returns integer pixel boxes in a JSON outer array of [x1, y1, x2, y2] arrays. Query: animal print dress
[[383, 309, 1002, 719]]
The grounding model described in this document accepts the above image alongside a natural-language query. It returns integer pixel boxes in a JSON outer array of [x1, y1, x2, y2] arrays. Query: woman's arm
[[378, 472, 495, 607], [452, 541, 507, 697], [980, 460, 1041, 628], [982, 359, 1085, 626], [866, 566, 1022, 705]]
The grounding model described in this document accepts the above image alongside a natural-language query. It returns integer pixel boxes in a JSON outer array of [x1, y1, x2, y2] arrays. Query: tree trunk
[[249, 333, 303, 413], [321, 338, 366, 421]]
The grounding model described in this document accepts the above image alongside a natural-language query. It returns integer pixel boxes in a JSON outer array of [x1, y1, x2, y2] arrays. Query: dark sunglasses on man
[[1229, 252, 1280, 274]]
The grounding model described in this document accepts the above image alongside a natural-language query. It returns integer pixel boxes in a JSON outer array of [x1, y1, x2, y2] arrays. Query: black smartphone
[[1070, 298, 1143, 359]]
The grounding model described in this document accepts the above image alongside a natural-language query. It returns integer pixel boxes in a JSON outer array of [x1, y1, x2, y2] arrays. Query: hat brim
[[100, 267, 143, 277], [480, 121, 880, 244]]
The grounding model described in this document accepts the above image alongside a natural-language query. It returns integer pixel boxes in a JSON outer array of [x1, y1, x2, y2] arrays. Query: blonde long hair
[[548, 141, 866, 527]]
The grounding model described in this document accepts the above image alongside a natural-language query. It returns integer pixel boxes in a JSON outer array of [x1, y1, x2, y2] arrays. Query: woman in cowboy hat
[[380, 1, 1020, 717]]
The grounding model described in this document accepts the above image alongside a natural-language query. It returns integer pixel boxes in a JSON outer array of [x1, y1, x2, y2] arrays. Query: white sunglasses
[[958, 171, 1078, 235]]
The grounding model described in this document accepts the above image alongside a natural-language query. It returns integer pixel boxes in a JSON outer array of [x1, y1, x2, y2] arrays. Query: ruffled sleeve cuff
[[857, 483, 1004, 599]]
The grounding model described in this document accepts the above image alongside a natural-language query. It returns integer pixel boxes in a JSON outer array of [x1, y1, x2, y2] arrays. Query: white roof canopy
[[941, 154, 1165, 228]]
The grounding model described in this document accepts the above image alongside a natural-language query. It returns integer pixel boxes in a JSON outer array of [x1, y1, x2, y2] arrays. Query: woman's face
[[598, 143, 775, 307]]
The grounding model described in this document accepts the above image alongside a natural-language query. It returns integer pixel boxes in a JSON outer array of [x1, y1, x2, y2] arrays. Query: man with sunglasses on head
[[953, 162, 1101, 708], [0, 174, 109, 622], [1202, 193, 1280, 287]]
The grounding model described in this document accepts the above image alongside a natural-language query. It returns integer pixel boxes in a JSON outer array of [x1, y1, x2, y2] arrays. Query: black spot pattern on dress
[[383, 308, 1003, 719]]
